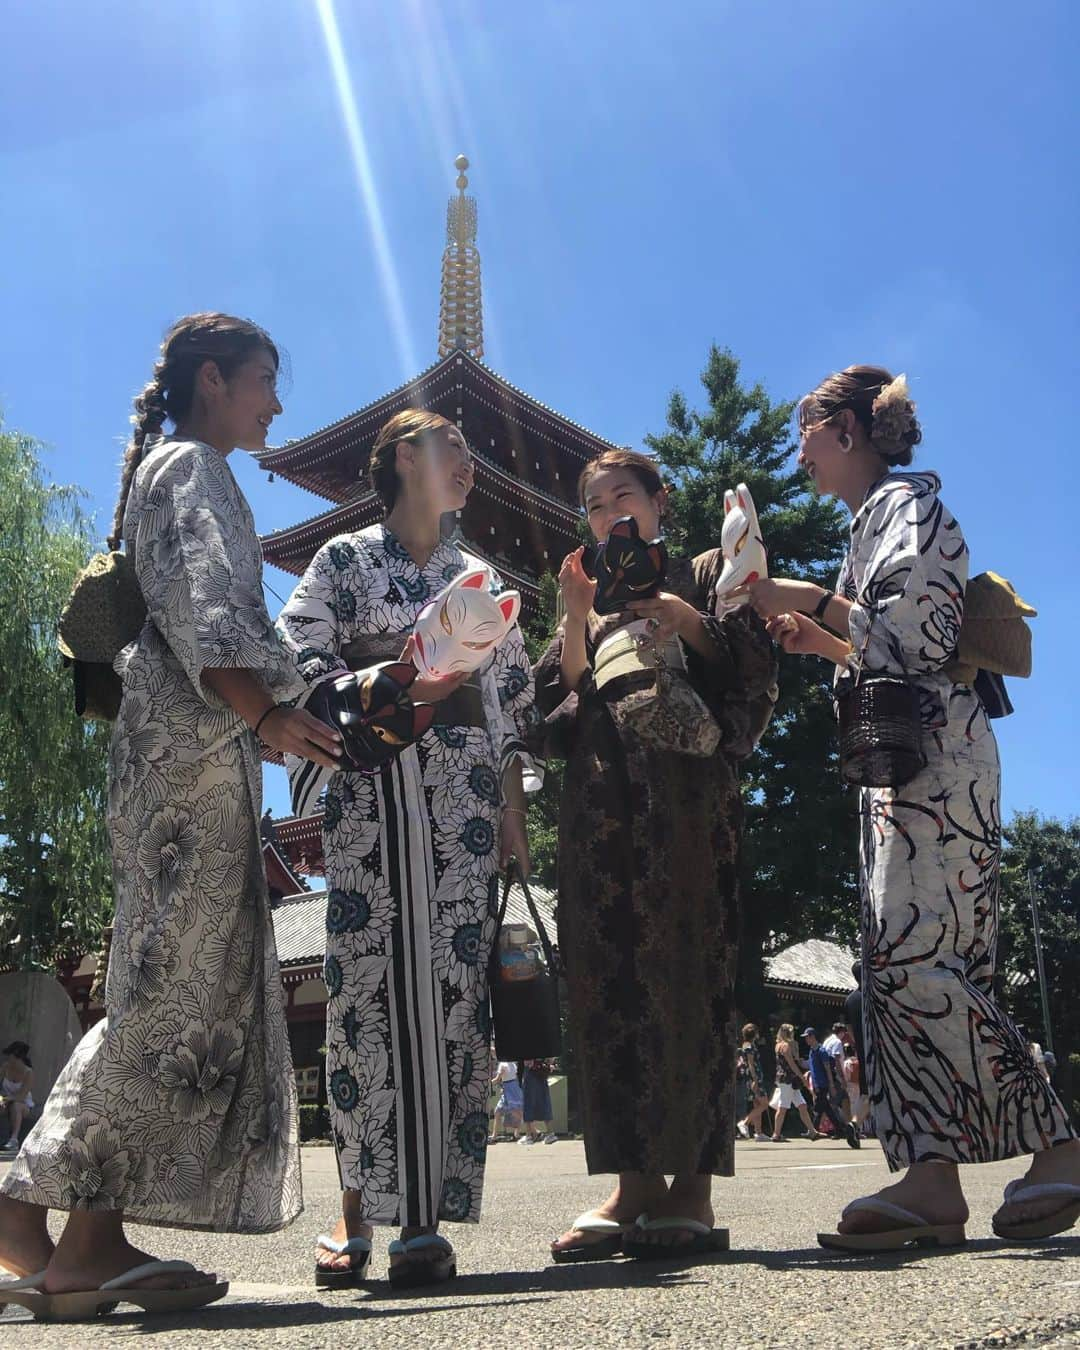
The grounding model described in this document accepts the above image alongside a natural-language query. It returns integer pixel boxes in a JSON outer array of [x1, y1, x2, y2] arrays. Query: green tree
[[522, 571, 562, 888], [998, 811, 1080, 1121], [0, 421, 112, 971], [645, 346, 859, 1008]]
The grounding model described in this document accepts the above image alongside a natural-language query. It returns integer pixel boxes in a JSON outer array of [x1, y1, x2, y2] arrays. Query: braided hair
[[108, 312, 279, 549]]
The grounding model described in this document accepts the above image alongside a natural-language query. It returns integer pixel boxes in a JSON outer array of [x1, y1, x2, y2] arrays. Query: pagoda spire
[[437, 154, 484, 360]]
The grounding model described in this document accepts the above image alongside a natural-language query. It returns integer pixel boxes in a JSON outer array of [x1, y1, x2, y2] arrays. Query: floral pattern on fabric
[[277, 524, 538, 1226], [839, 472, 1075, 1169], [1, 437, 305, 1232]]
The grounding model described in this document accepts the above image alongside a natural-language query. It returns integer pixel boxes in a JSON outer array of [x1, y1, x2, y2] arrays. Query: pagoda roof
[[260, 451, 580, 579], [255, 350, 620, 503]]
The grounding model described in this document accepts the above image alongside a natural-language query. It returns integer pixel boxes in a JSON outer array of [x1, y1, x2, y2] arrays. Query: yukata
[[838, 471, 1075, 1170], [2, 437, 305, 1232], [276, 525, 539, 1227], [535, 551, 776, 1177]]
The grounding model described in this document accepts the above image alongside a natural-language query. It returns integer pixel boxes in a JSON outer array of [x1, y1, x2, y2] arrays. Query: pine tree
[[644, 346, 860, 1008]]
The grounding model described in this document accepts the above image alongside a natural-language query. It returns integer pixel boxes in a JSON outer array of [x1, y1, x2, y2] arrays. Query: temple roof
[[259, 448, 580, 590], [255, 350, 619, 505], [764, 940, 858, 997]]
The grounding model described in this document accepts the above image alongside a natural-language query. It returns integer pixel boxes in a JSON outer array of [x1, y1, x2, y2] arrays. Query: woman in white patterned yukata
[[750, 365, 1078, 1251], [276, 409, 540, 1289], [0, 314, 342, 1319]]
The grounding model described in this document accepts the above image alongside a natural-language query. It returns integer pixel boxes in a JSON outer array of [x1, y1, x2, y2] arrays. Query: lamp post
[[1028, 870, 1054, 1056]]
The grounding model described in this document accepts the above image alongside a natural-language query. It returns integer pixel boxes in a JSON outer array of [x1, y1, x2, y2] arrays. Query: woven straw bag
[[57, 550, 147, 719]]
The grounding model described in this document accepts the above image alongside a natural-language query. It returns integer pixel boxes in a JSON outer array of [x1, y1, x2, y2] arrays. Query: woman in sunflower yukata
[[0, 314, 341, 1318], [751, 365, 1078, 1251], [539, 448, 777, 1263], [277, 410, 540, 1288]]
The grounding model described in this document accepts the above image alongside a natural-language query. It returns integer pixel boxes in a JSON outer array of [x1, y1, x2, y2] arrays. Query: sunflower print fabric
[[277, 524, 539, 1226]]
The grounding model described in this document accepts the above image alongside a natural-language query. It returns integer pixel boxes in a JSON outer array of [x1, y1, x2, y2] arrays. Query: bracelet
[[811, 590, 832, 622], [502, 807, 527, 817], [253, 704, 279, 740]]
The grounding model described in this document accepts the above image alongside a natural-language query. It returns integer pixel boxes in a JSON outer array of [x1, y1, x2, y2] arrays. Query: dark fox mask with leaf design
[[585, 516, 668, 616]]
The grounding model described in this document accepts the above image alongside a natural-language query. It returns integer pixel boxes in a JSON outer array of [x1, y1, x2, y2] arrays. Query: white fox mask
[[715, 483, 768, 614], [411, 568, 521, 677]]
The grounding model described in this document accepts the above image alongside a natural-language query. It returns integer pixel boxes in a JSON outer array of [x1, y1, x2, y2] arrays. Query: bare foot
[[43, 1237, 216, 1295], [316, 1214, 374, 1273], [551, 1177, 668, 1254], [836, 1161, 968, 1235], [993, 1138, 1080, 1228], [631, 1175, 715, 1250], [0, 1195, 54, 1279]]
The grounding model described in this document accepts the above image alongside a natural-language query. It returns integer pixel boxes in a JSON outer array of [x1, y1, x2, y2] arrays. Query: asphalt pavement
[[2, 1137, 1078, 1348]]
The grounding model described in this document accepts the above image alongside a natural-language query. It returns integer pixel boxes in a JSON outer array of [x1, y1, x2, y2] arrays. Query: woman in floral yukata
[[0, 313, 342, 1319], [276, 409, 540, 1289], [750, 365, 1078, 1251]]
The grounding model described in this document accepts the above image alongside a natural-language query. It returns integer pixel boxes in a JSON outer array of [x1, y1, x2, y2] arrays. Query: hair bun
[[870, 374, 922, 463]]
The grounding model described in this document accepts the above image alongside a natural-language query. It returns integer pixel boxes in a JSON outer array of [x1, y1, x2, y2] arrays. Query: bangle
[[502, 807, 527, 817], [253, 704, 279, 740], [811, 590, 832, 622]]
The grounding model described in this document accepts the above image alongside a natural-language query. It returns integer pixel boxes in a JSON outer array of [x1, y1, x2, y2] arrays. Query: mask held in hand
[[411, 568, 521, 677], [586, 516, 668, 616], [715, 483, 768, 615]]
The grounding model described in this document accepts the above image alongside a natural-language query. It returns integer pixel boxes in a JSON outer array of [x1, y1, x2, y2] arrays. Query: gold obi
[[593, 621, 686, 692]]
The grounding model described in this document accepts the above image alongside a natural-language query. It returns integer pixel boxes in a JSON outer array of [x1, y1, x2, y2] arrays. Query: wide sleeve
[[846, 482, 968, 677], [275, 537, 359, 687], [532, 626, 587, 760], [135, 448, 303, 707], [490, 620, 544, 792]]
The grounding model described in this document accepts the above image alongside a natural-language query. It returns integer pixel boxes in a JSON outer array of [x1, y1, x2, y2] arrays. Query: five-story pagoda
[[258, 155, 618, 622], [260, 156, 619, 877]]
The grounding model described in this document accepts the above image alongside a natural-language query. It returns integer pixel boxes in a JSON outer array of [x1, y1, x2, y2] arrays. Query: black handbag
[[488, 862, 562, 1061], [837, 609, 926, 788]]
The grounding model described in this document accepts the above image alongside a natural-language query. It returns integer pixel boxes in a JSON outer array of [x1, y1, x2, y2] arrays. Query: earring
[[839, 433, 853, 454]]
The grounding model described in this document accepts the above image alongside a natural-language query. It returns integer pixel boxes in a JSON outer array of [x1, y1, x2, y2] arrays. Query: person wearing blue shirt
[[803, 1029, 859, 1149]]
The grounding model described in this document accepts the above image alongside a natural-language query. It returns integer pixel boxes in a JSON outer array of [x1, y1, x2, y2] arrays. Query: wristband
[[253, 704, 279, 740], [811, 590, 832, 622]]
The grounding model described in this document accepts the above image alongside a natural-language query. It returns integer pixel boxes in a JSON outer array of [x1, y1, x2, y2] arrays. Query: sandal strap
[[840, 1198, 928, 1228], [570, 1211, 623, 1234], [387, 1233, 453, 1257], [99, 1260, 199, 1291], [1002, 1180, 1080, 1204]]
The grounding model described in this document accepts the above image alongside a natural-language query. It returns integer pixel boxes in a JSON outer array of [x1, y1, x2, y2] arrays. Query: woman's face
[[218, 349, 284, 452], [582, 466, 664, 543], [411, 425, 475, 514], [797, 412, 853, 499]]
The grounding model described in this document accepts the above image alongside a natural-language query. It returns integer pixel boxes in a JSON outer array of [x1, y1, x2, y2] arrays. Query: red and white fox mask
[[411, 568, 521, 678], [715, 483, 768, 614]]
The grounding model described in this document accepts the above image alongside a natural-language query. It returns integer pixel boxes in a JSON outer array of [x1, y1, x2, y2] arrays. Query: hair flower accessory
[[871, 374, 918, 453]]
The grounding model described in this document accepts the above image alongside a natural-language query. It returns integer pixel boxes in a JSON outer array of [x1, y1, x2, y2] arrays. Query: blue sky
[[3, 0, 1077, 826]]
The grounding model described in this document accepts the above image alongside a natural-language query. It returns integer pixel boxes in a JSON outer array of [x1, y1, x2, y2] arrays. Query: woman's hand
[[258, 706, 342, 769], [766, 612, 852, 666], [626, 592, 700, 643], [765, 611, 823, 656], [558, 548, 597, 624], [499, 807, 530, 874], [399, 635, 470, 703], [747, 577, 823, 620]]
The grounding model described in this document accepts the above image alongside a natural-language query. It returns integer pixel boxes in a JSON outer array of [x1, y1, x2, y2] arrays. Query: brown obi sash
[[339, 634, 486, 728]]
